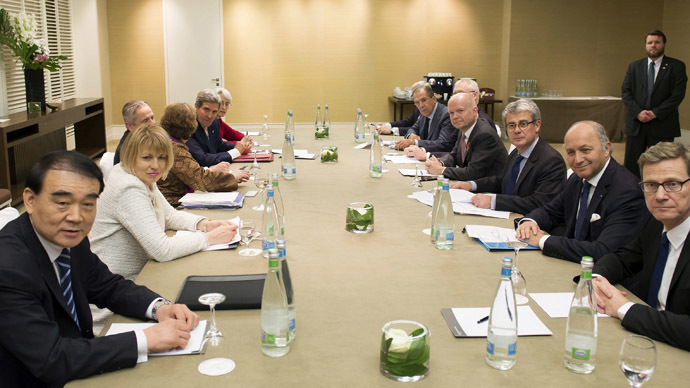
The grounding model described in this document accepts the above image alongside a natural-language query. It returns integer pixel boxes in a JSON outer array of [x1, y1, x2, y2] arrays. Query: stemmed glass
[[238, 219, 261, 256], [261, 114, 270, 140], [198, 292, 226, 341], [250, 150, 260, 176], [494, 231, 529, 304], [252, 170, 269, 211], [619, 335, 656, 387], [411, 162, 423, 187]]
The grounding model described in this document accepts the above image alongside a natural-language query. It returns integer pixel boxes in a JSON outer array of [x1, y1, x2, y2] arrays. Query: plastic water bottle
[[261, 187, 280, 258], [323, 104, 331, 136], [271, 173, 285, 236], [354, 108, 365, 143], [261, 249, 290, 357], [434, 178, 454, 250], [486, 256, 518, 370], [285, 109, 295, 142], [564, 256, 597, 374], [276, 238, 296, 342], [281, 128, 296, 180], [369, 130, 382, 178], [429, 175, 444, 244]]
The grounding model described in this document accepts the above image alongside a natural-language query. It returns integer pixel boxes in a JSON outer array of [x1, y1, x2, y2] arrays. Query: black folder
[[175, 274, 266, 310]]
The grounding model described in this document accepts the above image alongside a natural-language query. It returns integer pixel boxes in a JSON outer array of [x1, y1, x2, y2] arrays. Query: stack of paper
[[385, 154, 418, 164], [178, 192, 244, 209], [107, 320, 208, 356], [464, 224, 538, 250], [410, 189, 510, 219], [271, 149, 316, 159], [441, 306, 552, 338], [176, 216, 242, 251]]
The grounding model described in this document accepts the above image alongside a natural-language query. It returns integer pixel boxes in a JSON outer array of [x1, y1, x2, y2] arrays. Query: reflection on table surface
[[68, 123, 687, 387]]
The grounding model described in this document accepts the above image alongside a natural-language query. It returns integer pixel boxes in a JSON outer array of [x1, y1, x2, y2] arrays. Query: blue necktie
[[646, 61, 655, 109], [504, 155, 525, 196], [647, 232, 669, 309], [420, 117, 430, 139], [56, 249, 81, 329], [574, 181, 591, 240]]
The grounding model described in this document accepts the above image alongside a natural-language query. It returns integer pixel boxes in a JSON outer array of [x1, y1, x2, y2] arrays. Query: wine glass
[[619, 335, 656, 387], [261, 114, 270, 140], [493, 230, 529, 304], [238, 219, 261, 256], [252, 170, 268, 211], [198, 292, 226, 340], [411, 162, 422, 187], [250, 150, 260, 176]]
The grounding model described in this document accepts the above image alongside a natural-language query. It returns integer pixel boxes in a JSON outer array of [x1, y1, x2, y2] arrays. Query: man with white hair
[[113, 100, 155, 165], [516, 120, 649, 263]]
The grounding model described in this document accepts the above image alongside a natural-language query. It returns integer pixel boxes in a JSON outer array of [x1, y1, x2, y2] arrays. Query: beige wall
[[106, 0, 166, 126], [222, 0, 504, 122], [102, 0, 689, 130], [662, 0, 690, 130]]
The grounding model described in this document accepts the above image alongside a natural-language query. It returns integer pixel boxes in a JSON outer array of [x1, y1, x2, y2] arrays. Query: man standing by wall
[[622, 30, 687, 178]]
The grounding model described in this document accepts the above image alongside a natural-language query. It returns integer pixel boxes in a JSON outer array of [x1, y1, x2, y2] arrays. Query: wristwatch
[[151, 299, 172, 321]]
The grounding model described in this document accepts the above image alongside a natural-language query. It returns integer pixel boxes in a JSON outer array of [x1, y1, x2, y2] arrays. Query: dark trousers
[[624, 126, 674, 178]]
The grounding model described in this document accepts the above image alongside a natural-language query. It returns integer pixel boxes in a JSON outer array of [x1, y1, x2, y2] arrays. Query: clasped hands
[[143, 304, 200, 352], [637, 110, 657, 123]]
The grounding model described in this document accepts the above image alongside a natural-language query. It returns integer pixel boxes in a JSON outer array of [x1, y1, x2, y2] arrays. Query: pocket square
[[590, 213, 601, 222]]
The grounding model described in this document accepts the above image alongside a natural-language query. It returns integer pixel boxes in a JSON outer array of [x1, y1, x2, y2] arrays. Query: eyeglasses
[[506, 120, 535, 131], [639, 178, 690, 193], [413, 97, 433, 106]]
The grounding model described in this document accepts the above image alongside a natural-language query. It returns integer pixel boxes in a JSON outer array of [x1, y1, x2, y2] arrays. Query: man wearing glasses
[[593, 142, 690, 351], [391, 83, 456, 152], [515, 121, 648, 263], [450, 99, 566, 215]]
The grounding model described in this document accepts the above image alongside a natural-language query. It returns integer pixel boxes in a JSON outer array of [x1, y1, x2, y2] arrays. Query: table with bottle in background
[[67, 118, 688, 387]]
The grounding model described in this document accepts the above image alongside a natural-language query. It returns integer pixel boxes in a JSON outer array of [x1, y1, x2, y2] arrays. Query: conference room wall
[[104, 0, 679, 127], [106, 0, 168, 127], [662, 0, 690, 131]]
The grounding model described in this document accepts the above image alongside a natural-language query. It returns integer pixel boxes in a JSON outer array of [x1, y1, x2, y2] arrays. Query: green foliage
[[0, 8, 66, 71]]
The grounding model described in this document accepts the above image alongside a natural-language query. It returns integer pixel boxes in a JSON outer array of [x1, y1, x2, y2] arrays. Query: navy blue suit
[[594, 217, 690, 351], [0, 213, 159, 387], [187, 119, 236, 167], [521, 158, 650, 263], [405, 103, 457, 153], [438, 118, 507, 181]]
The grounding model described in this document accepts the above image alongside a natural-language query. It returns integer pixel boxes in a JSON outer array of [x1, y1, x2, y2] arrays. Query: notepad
[[106, 320, 208, 356], [530, 292, 608, 318], [464, 225, 539, 250], [441, 306, 552, 338]]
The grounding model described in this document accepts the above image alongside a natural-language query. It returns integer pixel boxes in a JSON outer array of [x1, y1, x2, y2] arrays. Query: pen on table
[[477, 315, 489, 324], [239, 165, 248, 170]]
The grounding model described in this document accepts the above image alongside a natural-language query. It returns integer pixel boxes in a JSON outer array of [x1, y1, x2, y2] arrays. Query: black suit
[[474, 138, 566, 215], [0, 213, 159, 387], [594, 217, 690, 351], [405, 103, 457, 153], [187, 119, 236, 167], [390, 108, 420, 133], [521, 158, 649, 263], [439, 118, 507, 181], [112, 130, 129, 165], [622, 55, 687, 177]]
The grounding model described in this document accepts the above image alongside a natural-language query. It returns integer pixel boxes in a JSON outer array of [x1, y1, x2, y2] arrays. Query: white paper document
[[176, 216, 241, 250], [450, 306, 552, 337], [384, 154, 418, 164], [452, 202, 510, 219], [271, 149, 315, 159], [106, 320, 208, 356], [465, 225, 522, 242], [354, 141, 372, 149], [409, 190, 510, 219], [398, 168, 435, 177], [242, 131, 260, 136], [179, 191, 239, 205], [530, 292, 608, 318]]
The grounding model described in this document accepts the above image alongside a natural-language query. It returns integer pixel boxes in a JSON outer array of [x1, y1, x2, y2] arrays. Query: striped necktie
[[56, 248, 81, 329]]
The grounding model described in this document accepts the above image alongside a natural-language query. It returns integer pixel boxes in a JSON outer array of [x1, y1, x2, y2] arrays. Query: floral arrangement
[[0, 8, 65, 71]]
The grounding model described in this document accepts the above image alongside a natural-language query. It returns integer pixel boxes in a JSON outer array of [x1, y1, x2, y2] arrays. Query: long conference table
[[68, 123, 688, 387]]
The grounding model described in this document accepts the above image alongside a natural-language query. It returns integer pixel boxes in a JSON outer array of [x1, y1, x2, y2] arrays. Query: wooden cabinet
[[0, 98, 105, 205]]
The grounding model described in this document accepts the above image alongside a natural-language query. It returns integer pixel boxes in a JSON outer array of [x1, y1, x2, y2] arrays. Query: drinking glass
[[198, 293, 226, 340], [346, 202, 374, 233], [250, 150, 260, 176], [252, 170, 269, 211], [493, 231, 528, 304], [380, 320, 430, 382], [411, 162, 422, 187], [238, 219, 261, 256], [261, 114, 270, 140], [619, 335, 656, 388]]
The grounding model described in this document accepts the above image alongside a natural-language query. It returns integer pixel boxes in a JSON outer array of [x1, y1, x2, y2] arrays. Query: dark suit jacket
[[0, 213, 159, 387], [187, 119, 236, 167], [438, 118, 507, 181], [594, 217, 690, 351], [391, 108, 420, 133], [404, 103, 457, 153], [621, 55, 687, 138], [474, 137, 566, 215], [522, 158, 649, 263], [113, 130, 129, 165]]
